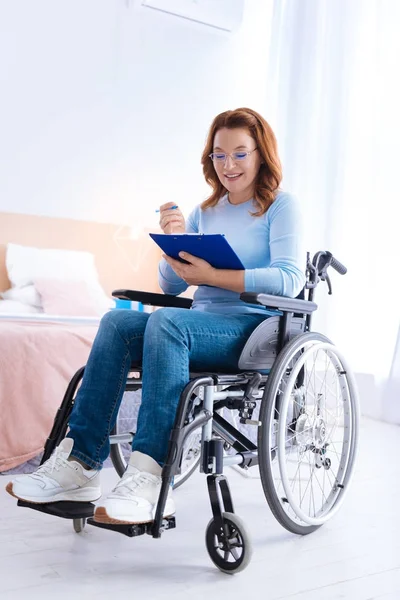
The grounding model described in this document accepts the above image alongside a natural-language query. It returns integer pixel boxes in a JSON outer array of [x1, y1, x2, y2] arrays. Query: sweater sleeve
[[244, 194, 306, 298], [157, 206, 199, 296]]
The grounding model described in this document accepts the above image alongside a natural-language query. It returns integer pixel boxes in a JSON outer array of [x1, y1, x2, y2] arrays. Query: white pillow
[[1, 284, 42, 307], [5, 243, 113, 312], [0, 299, 42, 314], [6, 244, 97, 287]]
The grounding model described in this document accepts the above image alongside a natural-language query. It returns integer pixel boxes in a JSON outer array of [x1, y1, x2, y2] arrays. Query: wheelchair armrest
[[112, 289, 193, 309], [240, 292, 317, 314]]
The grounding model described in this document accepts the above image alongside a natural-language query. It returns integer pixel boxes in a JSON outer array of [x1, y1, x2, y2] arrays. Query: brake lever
[[325, 273, 332, 295]]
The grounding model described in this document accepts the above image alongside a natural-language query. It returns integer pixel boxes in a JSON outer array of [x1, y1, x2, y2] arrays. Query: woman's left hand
[[163, 252, 216, 286]]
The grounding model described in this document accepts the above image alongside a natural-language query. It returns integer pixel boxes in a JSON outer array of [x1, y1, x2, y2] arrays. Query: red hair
[[201, 108, 282, 216]]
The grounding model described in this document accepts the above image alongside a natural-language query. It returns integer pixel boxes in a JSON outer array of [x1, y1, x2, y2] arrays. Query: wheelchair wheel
[[109, 425, 201, 490], [205, 512, 252, 574], [258, 332, 359, 535]]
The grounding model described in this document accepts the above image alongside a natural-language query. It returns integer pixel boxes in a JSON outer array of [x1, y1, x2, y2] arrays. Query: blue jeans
[[67, 307, 269, 469]]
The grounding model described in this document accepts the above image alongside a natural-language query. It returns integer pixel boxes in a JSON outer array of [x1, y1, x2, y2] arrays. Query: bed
[[0, 210, 162, 473], [0, 314, 99, 472]]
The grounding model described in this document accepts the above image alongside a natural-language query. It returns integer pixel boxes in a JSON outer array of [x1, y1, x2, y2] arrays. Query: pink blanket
[[0, 320, 98, 472]]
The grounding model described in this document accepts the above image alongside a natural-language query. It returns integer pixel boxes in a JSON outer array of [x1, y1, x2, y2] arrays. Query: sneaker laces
[[110, 468, 159, 499], [31, 447, 74, 480]]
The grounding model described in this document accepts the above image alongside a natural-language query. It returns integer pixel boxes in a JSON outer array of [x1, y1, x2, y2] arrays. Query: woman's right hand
[[159, 202, 186, 234]]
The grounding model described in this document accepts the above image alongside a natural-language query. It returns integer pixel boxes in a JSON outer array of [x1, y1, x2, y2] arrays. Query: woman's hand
[[159, 202, 185, 234], [163, 252, 216, 286]]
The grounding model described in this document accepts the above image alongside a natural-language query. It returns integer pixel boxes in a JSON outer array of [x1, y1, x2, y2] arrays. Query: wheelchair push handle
[[311, 250, 347, 278], [330, 255, 347, 275], [306, 250, 347, 295]]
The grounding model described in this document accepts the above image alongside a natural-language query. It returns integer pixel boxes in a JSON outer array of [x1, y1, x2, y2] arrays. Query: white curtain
[[266, 0, 400, 422]]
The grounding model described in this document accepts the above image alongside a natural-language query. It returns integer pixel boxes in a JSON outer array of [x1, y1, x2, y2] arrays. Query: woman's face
[[212, 127, 261, 201]]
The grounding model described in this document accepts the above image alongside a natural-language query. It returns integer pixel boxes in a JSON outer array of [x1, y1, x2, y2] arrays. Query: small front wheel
[[73, 518, 86, 533], [205, 512, 252, 574]]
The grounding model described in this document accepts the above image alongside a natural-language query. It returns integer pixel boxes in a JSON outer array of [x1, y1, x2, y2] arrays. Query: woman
[[6, 108, 305, 525]]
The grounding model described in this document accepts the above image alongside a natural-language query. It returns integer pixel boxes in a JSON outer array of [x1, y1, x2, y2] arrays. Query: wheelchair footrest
[[86, 516, 176, 538], [17, 499, 95, 519]]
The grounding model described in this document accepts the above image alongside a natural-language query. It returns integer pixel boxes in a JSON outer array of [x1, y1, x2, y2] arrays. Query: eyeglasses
[[208, 148, 258, 163]]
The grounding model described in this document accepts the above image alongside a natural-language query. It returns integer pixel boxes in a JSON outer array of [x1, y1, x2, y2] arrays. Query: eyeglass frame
[[208, 147, 258, 163]]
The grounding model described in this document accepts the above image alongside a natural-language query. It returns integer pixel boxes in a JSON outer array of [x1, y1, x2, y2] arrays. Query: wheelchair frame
[[16, 250, 356, 574]]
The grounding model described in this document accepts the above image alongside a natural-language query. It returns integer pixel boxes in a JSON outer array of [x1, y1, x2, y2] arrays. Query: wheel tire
[[73, 518, 86, 533], [258, 332, 331, 535], [205, 512, 252, 574], [172, 455, 201, 489]]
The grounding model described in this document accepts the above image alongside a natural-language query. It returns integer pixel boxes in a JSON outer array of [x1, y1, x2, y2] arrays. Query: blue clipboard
[[149, 233, 245, 270]]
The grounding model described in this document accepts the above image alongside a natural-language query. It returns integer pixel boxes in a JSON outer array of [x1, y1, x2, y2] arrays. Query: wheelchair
[[16, 250, 359, 574]]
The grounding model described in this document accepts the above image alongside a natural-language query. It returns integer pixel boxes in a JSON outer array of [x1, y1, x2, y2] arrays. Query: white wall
[[0, 0, 273, 227]]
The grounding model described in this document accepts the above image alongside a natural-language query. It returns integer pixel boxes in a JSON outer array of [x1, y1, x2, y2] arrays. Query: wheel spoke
[[230, 547, 241, 561]]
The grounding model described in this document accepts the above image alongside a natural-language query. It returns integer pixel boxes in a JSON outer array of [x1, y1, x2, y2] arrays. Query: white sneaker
[[94, 451, 175, 525], [6, 438, 101, 504]]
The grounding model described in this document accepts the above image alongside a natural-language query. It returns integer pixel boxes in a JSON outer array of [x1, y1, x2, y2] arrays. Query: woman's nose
[[223, 155, 235, 169]]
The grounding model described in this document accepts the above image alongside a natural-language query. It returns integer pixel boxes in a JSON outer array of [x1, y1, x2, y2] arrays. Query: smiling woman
[[201, 107, 282, 214], [6, 107, 305, 530], [156, 107, 304, 311]]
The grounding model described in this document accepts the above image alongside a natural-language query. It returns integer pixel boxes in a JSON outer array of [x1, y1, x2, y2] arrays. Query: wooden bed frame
[[0, 212, 162, 295]]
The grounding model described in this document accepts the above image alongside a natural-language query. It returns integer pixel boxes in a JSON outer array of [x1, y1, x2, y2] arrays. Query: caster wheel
[[205, 512, 252, 574], [73, 518, 86, 533]]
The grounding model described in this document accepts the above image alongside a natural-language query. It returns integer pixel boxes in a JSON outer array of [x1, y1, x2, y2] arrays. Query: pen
[[155, 205, 178, 213]]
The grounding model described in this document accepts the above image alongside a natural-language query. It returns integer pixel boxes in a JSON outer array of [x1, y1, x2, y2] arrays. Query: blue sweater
[[158, 192, 306, 315]]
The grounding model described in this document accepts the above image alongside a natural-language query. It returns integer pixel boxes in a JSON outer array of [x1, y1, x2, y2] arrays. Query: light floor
[[0, 417, 399, 600]]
